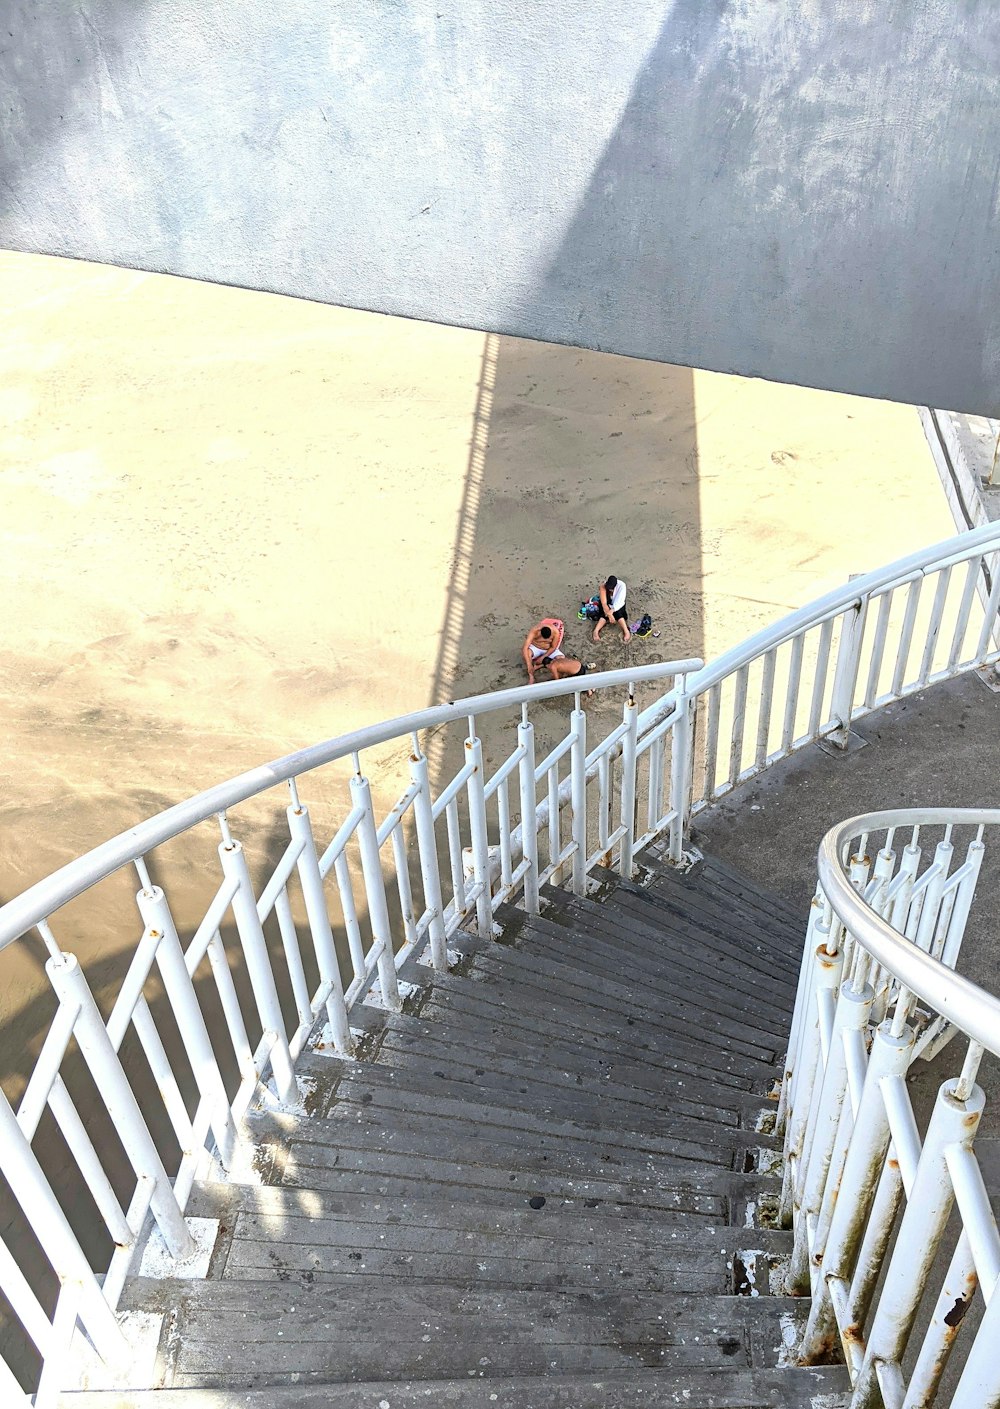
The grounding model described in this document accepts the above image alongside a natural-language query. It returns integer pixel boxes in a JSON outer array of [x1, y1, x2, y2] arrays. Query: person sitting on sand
[[593, 574, 630, 643], [522, 619, 596, 687]]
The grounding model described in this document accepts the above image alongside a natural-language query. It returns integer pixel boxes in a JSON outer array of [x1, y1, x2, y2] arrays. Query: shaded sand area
[[0, 250, 952, 1059]]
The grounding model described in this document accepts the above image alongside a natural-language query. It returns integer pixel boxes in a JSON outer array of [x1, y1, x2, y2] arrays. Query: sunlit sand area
[[0, 249, 951, 1042]]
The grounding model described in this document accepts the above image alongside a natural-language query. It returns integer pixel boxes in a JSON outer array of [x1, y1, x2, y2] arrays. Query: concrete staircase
[[62, 856, 850, 1408]]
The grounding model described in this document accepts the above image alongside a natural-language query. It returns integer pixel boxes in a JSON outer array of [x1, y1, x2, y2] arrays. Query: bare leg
[[619, 615, 631, 643], [592, 616, 606, 642]]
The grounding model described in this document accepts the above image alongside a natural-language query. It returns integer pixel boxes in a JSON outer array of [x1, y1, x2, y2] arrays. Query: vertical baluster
[[891, 577, 923, 695], [445, 798, 467, 920], [0, 1087, 128, 1367], [782, 634, 804, 751], [205, 929, 255, 1079], [410, 738, 448, 968], [136, 883, 239, 1166], [349, 759, 402, 1011], [807, 618, 835, 736], [570, 693, 587, 896], [464, 719, 493, 936], [646, 736, 664, 832], [333, 850, 367, 985], [497, 775, 513, 894], [917, 565, 953, 685], [863, 592, 893, 708], [729, 664, 749, 784], [619, 684, 639, 879], [218, 823, 298, 1097], [703, 682, 722, 799], [939, 831, 985, 970], [273, 888, 313, 1031], [285, 794, 356, 1059], [948, 557, 981, 669], [597, 753, 611, 863], [518, 705, 539, 914], [542, 763, 557, 880], [974, 552, 1000, 660], [391, 825, 417, 946], [45, 953, 196, 1259], [755, 650, 776, 767], [668, 680, 695, 865]]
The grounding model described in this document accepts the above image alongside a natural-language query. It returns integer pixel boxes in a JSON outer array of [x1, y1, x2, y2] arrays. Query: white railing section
[[676, 520, 1000, 835], [0, 660, 698, 1404], [778, 808, 1000, 1409], [3, 520, 1000, 1401]]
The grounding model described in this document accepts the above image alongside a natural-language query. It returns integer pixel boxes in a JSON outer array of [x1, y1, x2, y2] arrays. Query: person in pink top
[[522, 618, 595, 687]]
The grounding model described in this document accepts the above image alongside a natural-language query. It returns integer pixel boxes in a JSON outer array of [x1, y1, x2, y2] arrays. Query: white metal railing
[[676, 520, 1000, 838], [0, 659, 698, 1405], [778, 808, 1000, 1409], [3, 520, 1000, 1403]]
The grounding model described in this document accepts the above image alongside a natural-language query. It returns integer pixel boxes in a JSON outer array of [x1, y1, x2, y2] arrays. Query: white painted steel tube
[[273, 886, 312, 1030], [853, 1078, 986, 1406], [391, 824, 417, 947], [137, 885, 240, 1167], [218, 840, 298, 1100], [864, 593, 893, 710], [948, 1268, 1000, 1408], [333, 850, 366, 984], [945, 1142, 1000, 1296], [618, 689, 639, 879], [829, 600, 867, 746], [728, 664, 749, 784], [948, 556, 981, 668], [0, 1087, 128, 1366], [903, 1230, 978, 1409], [465, 729, 493, 937], [517, 714, 539, 915], [44, 953, 196, 1261], [668, 684, 694, 865], [917, 566, 952, 686], [410, 749, 449, 968], [288, 804, 354, 1055], [350, 770, 402, 1012], [819, 809, 1000, 1060], [570, 703, 587, 897], [808, 618, 834, 737]]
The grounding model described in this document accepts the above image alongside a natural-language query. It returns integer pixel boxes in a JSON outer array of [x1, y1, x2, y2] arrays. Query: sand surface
[[0, 250, 952, 1042]]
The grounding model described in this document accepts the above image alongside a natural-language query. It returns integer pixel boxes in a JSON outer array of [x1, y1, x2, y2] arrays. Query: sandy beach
[[0, 250, 952, 1056]]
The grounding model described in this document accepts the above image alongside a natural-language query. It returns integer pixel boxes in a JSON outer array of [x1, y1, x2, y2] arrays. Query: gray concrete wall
[[2, 1, 1000, 412]]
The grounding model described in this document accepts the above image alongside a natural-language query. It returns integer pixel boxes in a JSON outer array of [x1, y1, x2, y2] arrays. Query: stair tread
[[125, 1278, 814, 1386], [57, 1364, 850, 1408]]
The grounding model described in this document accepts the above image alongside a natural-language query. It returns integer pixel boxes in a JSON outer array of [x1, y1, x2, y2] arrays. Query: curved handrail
[[0, 658, 701, 950], [682, 518, 1000, 700], [818, 806, 1000, 1058]]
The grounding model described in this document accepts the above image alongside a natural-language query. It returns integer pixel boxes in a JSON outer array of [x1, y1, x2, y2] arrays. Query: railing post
[[518, 706, 539, 914], [775, 891, 826, 1139], [349, 764, 402, 1011], [619, 684, 639, 879], [286, 802, 355, 1054], [45, 953, 197, 1262], [409, 741, 449, 969], [851, 1077, 986, 1405], [668, 678, 695, 864], [135, 885, 241, 1167], [465, 721, 494, 936], [218, 836, 299, 1100], [570, 694, 587, 896], [828, 597, 867, 749], [0, 1086, 130, 1368]]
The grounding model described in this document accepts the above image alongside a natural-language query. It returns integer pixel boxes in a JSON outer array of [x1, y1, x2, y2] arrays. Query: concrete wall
[[2, 1, 1000, 412]]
